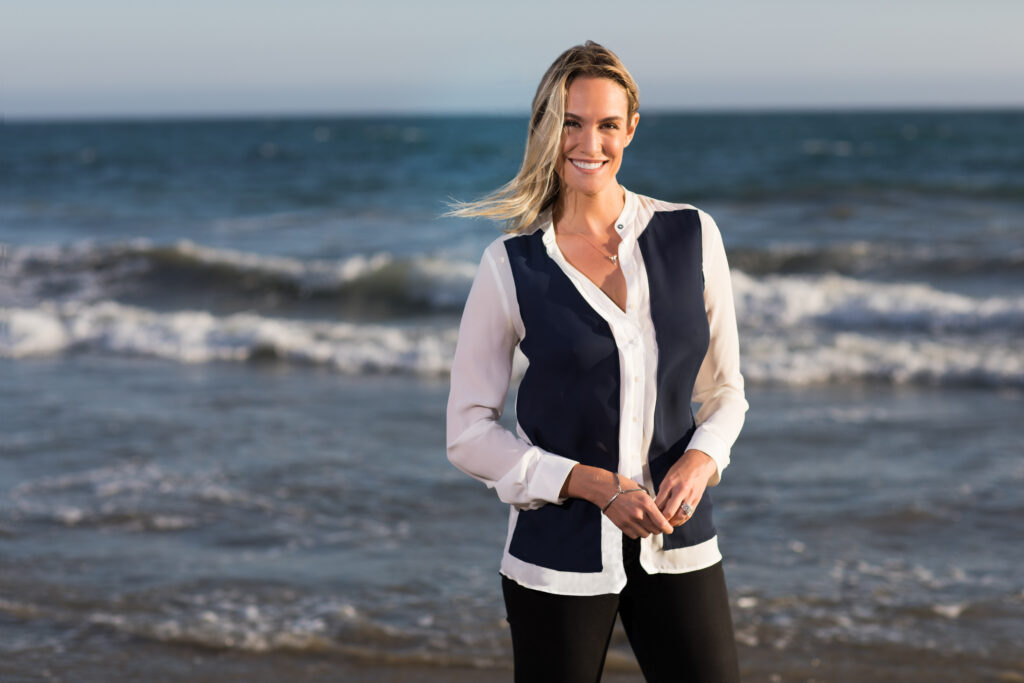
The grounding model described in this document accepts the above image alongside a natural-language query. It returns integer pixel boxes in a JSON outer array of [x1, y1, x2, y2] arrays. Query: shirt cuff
[[685, 427, 731, 487], [528, 449, 580, 505]]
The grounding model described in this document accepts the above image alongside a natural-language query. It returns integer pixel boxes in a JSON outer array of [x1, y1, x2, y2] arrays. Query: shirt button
[[617, 224, 624, 230]]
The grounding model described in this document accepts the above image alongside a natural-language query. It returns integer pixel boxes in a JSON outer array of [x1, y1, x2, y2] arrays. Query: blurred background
[[2, 2, 1022, 681]]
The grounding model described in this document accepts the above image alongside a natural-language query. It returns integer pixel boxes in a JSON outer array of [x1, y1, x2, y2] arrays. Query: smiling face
[[558, 76, 639, 201]]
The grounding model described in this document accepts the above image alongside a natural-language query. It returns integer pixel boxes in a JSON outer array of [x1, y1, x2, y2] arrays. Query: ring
[[679, 502, 694, 517]]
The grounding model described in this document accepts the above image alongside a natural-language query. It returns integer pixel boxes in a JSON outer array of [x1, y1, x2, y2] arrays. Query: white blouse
[[446, 188, 748, 595]]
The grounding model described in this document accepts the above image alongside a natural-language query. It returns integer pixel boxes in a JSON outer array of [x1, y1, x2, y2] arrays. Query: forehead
[[565, 77, 629, 117]]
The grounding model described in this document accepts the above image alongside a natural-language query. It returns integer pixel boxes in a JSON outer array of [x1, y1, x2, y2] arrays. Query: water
[[2, 111, 1023, 680]]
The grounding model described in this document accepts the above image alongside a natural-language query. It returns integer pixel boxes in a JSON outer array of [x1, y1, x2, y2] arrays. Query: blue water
[[1, 111, 1022, 680]]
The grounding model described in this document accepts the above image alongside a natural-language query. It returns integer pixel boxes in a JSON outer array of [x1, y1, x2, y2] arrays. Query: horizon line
[[4, 101, 1024, 125]]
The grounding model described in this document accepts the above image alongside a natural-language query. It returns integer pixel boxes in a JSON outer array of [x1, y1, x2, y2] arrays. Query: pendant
[[609, 254, 618, 264]]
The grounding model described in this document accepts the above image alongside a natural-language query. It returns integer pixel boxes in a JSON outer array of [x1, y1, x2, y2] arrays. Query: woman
[[445, 41, 748, 683]]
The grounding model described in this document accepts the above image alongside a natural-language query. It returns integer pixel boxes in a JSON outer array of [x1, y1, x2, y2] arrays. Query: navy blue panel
[[638, 210, 716, 549], [503, 231, 619, 572], [504, 231, 620, 472], [508, 500, 603, 573]]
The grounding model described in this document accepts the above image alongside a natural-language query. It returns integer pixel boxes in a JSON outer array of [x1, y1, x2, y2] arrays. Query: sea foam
[[3, 241, 1022, 386], [1, 300, 457, 375]]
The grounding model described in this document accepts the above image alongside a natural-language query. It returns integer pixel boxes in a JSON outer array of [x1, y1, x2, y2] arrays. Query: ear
[[623, 112, 640, 147]]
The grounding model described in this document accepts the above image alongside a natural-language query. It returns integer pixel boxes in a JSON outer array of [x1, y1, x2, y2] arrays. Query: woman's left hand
[[653, 449, 718, 526]]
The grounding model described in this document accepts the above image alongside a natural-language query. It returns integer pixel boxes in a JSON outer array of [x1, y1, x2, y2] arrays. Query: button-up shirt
[[446, 189, 748, 595]]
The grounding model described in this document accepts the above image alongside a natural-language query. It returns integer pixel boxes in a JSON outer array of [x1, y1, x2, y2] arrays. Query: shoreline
[[5, 625, 1020, 683]]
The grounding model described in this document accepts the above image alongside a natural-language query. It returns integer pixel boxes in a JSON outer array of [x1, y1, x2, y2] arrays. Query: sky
[[2, 0, 1022, 119]]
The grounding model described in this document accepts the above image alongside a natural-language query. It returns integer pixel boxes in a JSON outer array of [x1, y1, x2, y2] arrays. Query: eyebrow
[[564, 113, 624, 124]]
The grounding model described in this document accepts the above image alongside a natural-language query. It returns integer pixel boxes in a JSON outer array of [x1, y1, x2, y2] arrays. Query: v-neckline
[[542, 222, 631, 323], [552, 230, 627, 315], [539, 187, 637, 323]]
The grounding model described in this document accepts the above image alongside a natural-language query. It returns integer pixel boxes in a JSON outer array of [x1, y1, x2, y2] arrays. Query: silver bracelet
[[601, 473, 646, 513]]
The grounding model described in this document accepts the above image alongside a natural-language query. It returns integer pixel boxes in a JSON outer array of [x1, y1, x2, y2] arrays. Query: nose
[[580, 125, 601, 155]]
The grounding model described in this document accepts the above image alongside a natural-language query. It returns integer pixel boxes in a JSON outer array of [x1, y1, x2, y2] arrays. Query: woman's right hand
[[560, 464, 673, 539]]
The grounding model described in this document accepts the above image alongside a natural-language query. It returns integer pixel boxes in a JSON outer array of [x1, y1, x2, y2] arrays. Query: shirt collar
[[616, 187, 639, 241], [539, 186, 638, 240]]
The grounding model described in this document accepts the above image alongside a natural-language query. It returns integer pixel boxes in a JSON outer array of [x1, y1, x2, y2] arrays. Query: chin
[[569, 180, 613, 197], [561, 168, 615, 197]]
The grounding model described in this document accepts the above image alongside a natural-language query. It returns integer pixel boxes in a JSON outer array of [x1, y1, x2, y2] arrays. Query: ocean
[[1, 110, 1022, 681]]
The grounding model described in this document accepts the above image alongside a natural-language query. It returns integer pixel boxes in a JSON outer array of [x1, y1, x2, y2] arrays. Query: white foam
[[933, 603, 967, 619], [1, 299, 457, 375], [85, 593, 348, 653], [75, 589, 505, 663], [3, 259, 1022, 385], [740, 329, 1023, 386], [169, 239, 394, 289], [2, 307, 71, 355], [730, 270, 1024, 386], [732, 270, 1024, 333]]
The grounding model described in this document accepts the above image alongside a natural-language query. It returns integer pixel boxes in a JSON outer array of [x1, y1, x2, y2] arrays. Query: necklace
[[559, 229, 620, 264]]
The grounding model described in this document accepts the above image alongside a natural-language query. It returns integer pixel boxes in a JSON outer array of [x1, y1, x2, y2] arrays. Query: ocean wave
[[0, 587, 510, 668], [1, 239, 477, 316], [730, 271, 1024, 385], [1, 574, 1015, 669], [732, 270, 1024, 334], [741, 331, 1022, 386], [1, 299, 457, 375], [3, 271, 1022, 386]]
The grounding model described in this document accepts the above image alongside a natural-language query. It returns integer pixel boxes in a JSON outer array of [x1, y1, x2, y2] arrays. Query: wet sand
[[10, 626, 1022, 682]]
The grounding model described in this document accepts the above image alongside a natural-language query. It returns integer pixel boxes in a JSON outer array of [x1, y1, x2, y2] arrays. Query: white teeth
[[571, 160, 603, 170]]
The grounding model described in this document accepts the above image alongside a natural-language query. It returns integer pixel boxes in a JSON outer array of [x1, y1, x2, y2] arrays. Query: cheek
[[606, 137, 625, 159], [561, 128, 576, 149]]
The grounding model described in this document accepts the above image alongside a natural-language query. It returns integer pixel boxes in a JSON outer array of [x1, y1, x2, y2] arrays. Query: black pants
[[501, 535, 740, 683]]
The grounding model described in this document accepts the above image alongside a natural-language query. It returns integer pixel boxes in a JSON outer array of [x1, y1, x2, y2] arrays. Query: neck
[[554, 184, 625, 236]]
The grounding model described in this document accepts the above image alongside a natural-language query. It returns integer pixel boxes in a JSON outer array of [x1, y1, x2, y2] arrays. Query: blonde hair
[[446, 41, 639, 233]]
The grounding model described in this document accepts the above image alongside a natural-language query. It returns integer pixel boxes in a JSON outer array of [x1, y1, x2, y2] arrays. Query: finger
[[616, 497, 672, 536], [657, 491, 685, 519], [642, 501, 673, 535], [611, 513, 640, 539], [620, 514, 647, 539], [621, 505, 651, 538], [656, 476, 695, 514], [619, 501, 663, 537], [653, 484, 676, 509], [667, 494, 698, 525], [668, 507, 692, 527], [658, 480, 692, 516], [666, 506, 683, 526]]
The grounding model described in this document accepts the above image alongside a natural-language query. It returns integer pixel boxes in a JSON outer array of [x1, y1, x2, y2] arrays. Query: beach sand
[[13, 629, 1021, 682]]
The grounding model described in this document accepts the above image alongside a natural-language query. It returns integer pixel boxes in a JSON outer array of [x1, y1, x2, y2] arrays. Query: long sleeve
[[446, 243, 579, 510], [685, 211, 749, 486]]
